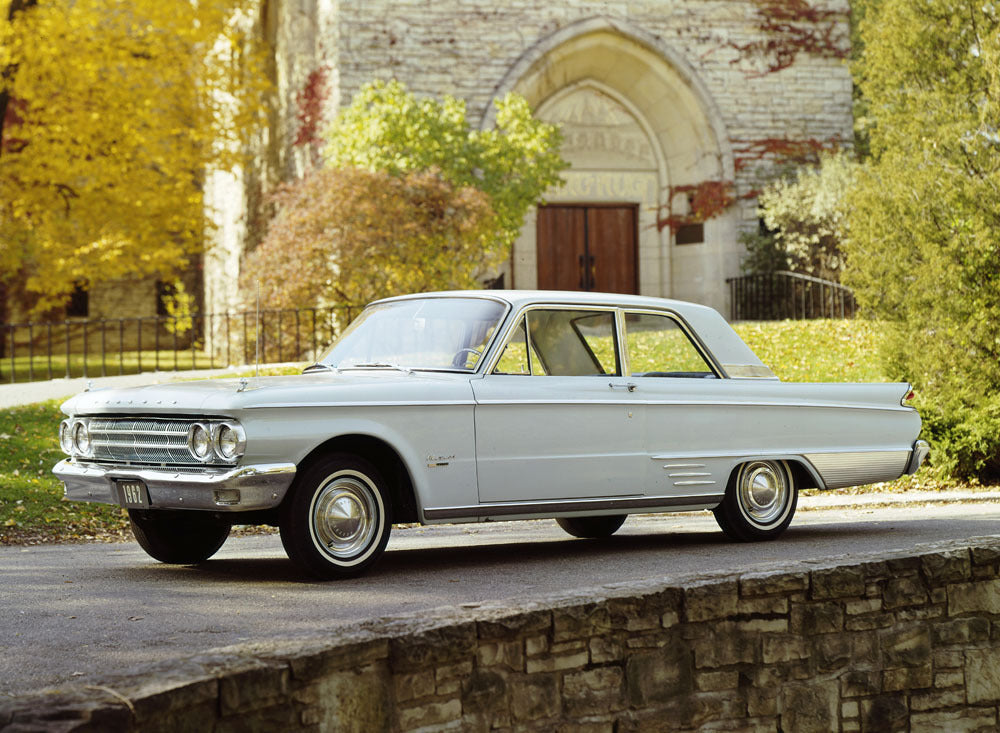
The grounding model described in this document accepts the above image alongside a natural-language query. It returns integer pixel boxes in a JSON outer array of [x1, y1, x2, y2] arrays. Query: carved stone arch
[[487, 17, 739, 310], [481, 16, 734, 184], [536, 79, 669, 187]]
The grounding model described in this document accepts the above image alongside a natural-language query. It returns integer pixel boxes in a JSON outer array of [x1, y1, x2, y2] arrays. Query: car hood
[[61, 370, 475, 416]]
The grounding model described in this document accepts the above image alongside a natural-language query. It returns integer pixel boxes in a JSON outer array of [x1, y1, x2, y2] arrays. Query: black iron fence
[[0, 305, 357, 384], [726, 271, 856, 321]]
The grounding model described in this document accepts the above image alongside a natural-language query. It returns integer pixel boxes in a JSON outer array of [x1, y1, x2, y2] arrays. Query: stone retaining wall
[[3, 537, 1000, 732]]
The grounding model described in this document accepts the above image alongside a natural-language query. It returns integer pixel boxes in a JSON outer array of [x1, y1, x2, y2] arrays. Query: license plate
[[116, 479, 150, 508]]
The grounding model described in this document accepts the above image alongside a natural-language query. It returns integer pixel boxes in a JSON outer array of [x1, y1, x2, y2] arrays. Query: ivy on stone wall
[[656, 135, 843, 235], [732, 0, 850, 75], [733, 136, 839, 174], [293, 66, 330, 150], [657, 181, 736, 234]]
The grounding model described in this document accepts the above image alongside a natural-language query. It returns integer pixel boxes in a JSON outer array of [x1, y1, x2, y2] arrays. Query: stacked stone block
[[323, 0, 854, 205], [3, 538, 999, 731]]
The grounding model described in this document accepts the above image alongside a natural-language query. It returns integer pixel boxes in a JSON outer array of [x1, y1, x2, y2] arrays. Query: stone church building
[[205, 0, 853, 318]]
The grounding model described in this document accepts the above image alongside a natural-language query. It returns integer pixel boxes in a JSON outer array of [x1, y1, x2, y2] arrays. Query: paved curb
[[798, 489, 1000, 511]]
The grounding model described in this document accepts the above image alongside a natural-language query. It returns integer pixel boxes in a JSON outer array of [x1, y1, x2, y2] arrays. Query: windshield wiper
[[302, 362, 338, 374]]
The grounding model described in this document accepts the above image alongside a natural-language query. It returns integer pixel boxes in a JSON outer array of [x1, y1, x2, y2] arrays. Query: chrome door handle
[[609, 382, 637, 392]]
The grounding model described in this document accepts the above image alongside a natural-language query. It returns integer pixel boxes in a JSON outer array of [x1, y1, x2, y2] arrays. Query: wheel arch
[[787, 459, 821, 491], [291, 434, 419, 524], [724, 456, 821, 491]]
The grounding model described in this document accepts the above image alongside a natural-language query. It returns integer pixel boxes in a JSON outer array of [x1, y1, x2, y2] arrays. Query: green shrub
[[843, 0, 1000, 481], [324, 79, 566, 251], [758, 152, 856, 282]]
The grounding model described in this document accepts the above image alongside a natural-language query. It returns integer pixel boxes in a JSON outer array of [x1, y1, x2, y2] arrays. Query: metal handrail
[[0, 305, 356, 384], [725, 271, 856, 321]]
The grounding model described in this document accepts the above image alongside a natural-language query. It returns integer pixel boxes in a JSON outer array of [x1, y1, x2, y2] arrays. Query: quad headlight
[[73, 421, 91, 455], [186, 421, 245, 463], [187, 423, 212, 461], [214, 423, 244, 460], [59, 418, 93, 457], [59, 419, 74, 455]]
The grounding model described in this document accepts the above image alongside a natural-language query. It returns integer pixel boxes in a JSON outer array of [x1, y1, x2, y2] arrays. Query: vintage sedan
[[53, 291, 928, 578]]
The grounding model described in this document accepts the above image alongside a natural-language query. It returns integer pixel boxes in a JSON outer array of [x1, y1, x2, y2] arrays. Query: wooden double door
[[536, 204, 638, 294]]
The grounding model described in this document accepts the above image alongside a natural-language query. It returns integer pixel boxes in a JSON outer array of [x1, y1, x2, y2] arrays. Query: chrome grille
[[88, 417, 195, 465]]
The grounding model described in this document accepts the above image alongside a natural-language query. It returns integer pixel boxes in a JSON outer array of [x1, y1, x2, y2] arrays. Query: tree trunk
[[0, 283, 7, 360]]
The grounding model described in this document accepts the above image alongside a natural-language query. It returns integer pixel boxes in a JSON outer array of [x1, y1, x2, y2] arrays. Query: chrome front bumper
[[53, 459, 297, 512]]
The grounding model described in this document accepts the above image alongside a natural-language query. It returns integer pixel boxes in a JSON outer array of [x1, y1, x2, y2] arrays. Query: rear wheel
[[128, 509, 231, 564], [556, 514, 626, 539], [280, 453, 392, 579], [713, 460, 797, 541]]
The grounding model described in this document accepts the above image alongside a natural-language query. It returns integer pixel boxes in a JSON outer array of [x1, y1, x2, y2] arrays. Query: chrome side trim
[[803, 450, 910, 490], [423, 494, 723, 521], [478, 399, 913, 412], [656, 460, 719, 488], [246, 401, 477, 409], [54, 459, 297, 512]]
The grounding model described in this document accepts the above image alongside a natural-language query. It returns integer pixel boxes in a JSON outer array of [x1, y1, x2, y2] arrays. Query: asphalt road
[[2, 502, 999, 698]]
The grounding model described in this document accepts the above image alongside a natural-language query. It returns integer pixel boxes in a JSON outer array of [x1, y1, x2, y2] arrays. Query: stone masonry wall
[[4, 537, 999, 732], [327, 0, 854, 206]]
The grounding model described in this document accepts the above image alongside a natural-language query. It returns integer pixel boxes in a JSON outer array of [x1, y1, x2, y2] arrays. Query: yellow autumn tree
[[0, 0, 268, 314]]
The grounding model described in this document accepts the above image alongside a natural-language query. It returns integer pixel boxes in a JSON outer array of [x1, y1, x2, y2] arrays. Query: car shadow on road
[[134, 518, 987, 585]]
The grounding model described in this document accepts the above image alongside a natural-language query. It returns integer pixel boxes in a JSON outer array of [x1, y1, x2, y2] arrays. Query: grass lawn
[[0, 365, 303, 545], [0, 320, 944, 545], [0, 349, 234, 384], [733, 319, 886, 383], [0, 400, 131, 545]]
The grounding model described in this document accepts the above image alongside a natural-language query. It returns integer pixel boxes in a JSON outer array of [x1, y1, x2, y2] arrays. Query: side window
[[625, 312, 716, 378], [493, 318, 545, 375], [527, 309, 619, 376]]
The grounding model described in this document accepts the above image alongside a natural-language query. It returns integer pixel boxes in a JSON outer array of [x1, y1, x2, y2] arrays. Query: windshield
[[319, 297, 507, 371]]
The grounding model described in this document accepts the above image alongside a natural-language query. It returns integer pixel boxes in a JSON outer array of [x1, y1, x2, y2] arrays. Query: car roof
[[377, 289, 715, 315], [374, 290, 773, 376]]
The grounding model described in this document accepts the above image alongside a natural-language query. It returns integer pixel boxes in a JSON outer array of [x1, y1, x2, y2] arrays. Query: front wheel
[[128, 509, 231, 564], [280, 453, 392, 579], [713, 460, 797, 541], [556, 514, 626, 539]]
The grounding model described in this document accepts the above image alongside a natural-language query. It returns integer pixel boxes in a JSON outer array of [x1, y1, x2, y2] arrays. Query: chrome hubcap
[[312, 474, 379, 559], [738, 461, 789, 526]]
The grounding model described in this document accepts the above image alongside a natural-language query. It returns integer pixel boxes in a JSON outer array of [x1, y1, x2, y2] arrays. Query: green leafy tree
[[849, 0, 882, 158], [739, 227, 788, 276], [758, 151, 857, 282], [843, 0, 1000, 479], [324, 79, 566, 251]]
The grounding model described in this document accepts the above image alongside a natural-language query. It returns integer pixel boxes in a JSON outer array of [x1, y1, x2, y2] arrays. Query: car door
[[621, 309, 731, 502], [472, 307, 644, 503]]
